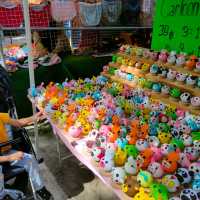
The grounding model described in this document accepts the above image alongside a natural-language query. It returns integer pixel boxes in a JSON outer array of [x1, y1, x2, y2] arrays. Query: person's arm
[[0, 112, 43, 128], [0, 151, 24, 163]]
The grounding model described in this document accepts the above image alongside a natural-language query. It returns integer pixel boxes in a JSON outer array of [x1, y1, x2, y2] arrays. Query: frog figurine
[[167, 51, 176, 64], [170, 88, 181, 100]]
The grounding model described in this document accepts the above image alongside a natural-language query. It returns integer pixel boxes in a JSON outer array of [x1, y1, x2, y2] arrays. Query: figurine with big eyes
[[150, 64, 159, 75], [176, 53, 187, 67], [162, 151, 179, 173], [135, 139, 149, 151], [180, 189, 200, 200], [195, 59, 200, 72], [186, 55, 198, 70], [175, 168, 191, 185], [167, 69, 177, 80], [111, 167, 126, 185], [176, 73, 187, 82], [186, 75, 197, 87], [158, 67, 168, 77], [158, 49, 168, 63], [125, 145, 139, 158], [137, 170, 153, 188], [167, 51, 176, 64], [150, 183, 168, 200], [161, 175, 180, 193], [180, 92, 191, 104], [148, 162, 164, 178], [170, 88, 181, 100], [152, 83, 162, 93], [136, 148, 153, 170], [150, 51, 159, 61], [147, 136, 160, 147], [158, 132, 172, 144], [114, 148, 127, 166], [124, 156, 138, 175], [133, 187, 154, 200], [191, 96, 200, 108], [122, 175, 139, 197]]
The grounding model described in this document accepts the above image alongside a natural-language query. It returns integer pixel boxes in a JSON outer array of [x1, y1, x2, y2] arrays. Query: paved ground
[[28, 122, 117, 200]]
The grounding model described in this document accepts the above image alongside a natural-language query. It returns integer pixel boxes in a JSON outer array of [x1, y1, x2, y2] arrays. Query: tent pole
[[22, 0, 39, 155]]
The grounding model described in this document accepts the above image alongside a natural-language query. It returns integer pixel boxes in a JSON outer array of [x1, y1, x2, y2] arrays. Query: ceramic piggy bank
[[176, 53, 186, 67], [175, 168, 191, 185], [158, 49, 168, 63], [122, 175, 139, 197], [167, 51, 176, 64], [161, 85, 170, 95], [111, 167, 126, 185], [191, 97, 200, 107], [180, 92, 191, 104], [167, 69, 177, 80], [68, 126, 82, 138], [180, 189, 199, 200], [186, 55, 198, 70], [148, 162, 164, 178], [195, 60, 200, 72], [136, 139, 149, 151], [124, 156, 138, 175], [91, 147, 105, 162], [161, 175, 180, 193], [186, 76, 197, 86], [137, 170, 153, 188], [114, 148, 127, 166], [150, 64, 159, 74], [176, 73, 187, 82]]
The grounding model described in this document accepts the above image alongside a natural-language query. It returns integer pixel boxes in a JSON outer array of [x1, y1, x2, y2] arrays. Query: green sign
[[151, 0, 200, 57]]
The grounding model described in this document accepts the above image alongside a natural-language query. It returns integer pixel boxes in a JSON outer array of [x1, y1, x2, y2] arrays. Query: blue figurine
[[150, 64, 159, 74], [116, 138, 128, 150], [152, 83, 162, 92]]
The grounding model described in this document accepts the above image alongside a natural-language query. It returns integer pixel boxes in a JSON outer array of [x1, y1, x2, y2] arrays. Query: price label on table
[[151, 0, 200, 56]]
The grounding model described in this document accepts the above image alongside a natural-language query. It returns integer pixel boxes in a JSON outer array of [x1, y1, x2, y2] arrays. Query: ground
[[29, 122, 118, 200]]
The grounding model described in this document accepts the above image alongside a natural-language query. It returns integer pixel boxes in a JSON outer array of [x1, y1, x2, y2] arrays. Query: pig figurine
[[68, 126, 82, 138]]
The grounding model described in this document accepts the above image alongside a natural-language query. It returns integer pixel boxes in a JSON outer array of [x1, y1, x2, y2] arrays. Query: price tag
[[151, 0, 200, 56]]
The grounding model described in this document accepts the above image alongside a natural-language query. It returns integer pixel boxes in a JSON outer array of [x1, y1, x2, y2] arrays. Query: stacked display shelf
[[104, 52, 200, 116]]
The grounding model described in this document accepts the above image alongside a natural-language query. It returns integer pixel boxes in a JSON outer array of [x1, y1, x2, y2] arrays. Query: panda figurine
[[180, 92, 191, 104], [175, 168, 191, 185], [180, 189, 200, 200], [189, 162, 200, 177]]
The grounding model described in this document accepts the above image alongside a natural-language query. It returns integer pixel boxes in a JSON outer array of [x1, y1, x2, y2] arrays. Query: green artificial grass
[[10, 55, 111, 117]]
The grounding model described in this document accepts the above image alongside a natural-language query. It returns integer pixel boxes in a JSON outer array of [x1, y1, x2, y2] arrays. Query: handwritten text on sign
[[151, 0, 200, 56]]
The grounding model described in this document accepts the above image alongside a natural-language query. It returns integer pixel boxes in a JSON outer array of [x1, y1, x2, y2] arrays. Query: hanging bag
[[0, 1, 23, 27], [51, 0, 77, 22], [102, 0, 122, 24], [79, 1, 102, 26], [29, 1, 51, 27]]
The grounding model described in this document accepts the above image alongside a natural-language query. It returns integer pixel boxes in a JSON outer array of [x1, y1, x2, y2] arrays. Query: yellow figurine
[[133, 187, 154, 200], [114, 148, 127, 166]]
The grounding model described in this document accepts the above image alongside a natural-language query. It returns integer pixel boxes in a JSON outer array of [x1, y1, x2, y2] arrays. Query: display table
[[31, 99, 131, 200]]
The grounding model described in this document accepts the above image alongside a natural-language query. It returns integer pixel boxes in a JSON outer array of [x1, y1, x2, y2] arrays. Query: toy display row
[[103, 66, 200, 109], [118, 45, 200, 72], [31, 76, 200, 199]]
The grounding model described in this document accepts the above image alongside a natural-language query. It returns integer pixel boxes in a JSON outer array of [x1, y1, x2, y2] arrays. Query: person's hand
[[8, 151, 24, 161]]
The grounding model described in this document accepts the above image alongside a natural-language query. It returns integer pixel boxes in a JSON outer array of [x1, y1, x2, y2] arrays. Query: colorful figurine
[[111, 167, 126, 185], [136, 148, 153, 169], [180, 189, 200, 200], [186, 55, 198, 70], [122, 175, 139, 197], [162, 152, 179, 173], [180, 92, 191, 104], [161, 175, 180, 192], [150, 183, 168, 200], [124, 156, 138, 175], [124, 145, 139, 158], [114, 148, 127, 166], [148, 162, 164, 178], [137, 170, 153, 188], [167, 51, 176, 64], [158, 132, 172, 144], [175, 168, 191, 185], [136, 139, 149, 151]]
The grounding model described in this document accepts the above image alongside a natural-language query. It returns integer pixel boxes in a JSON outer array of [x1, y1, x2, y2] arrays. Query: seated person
[[0, 112, 53, 200]]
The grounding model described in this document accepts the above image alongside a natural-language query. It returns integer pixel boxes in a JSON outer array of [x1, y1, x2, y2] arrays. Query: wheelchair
[[0, 65, 41, 199]]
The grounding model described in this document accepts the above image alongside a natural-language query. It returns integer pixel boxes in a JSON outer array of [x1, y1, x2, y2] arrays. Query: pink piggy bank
[[159, 49, 168, 63], [68, 126, 82, 138]]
